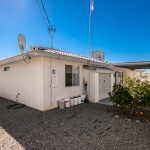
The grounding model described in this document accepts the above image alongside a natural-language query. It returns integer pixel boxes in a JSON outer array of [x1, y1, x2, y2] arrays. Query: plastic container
[[77, 97, 81, 104], [58, 100, 65, 109], [81, 99, 85, 103], [81, 95, 86, 99], [74, 97, 78, 105], [70, 98, 74, 106], [81, 98, 85, 103], [81, 95, 85, 103], [64, 97, 70, 107]]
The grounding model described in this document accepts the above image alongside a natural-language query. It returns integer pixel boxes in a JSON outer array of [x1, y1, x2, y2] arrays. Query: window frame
[[65, 65, 80, 87], [4, 67, 10, 71]]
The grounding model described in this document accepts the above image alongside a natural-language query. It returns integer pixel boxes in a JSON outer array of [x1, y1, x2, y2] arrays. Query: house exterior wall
[[0, 54, 142, 111], [42, 57, 84, 111], [113, 66, 141, 77], [110, 66, 141, 84], [0, 57, 44, 110], [83, 66, 141, 103], [0, 56, 84, 111], [83, 69, 99, 103]]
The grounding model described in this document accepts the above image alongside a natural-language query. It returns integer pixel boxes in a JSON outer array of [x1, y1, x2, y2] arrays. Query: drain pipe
[[16, 93, 20, 102], [50, 58, 53, 106]]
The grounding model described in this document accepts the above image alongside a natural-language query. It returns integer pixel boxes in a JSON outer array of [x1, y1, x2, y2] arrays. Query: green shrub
[[109, 76, 150, 114]]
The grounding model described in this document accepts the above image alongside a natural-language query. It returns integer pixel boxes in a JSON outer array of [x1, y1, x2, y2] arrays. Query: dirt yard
[[0, 97, 150, 150], [110, 105, 150, 123]]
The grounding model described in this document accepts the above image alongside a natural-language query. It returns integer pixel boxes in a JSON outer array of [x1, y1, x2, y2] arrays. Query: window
[[113, 72, 116, 77], [65, 65, 72, 86], [65, 65, 80, 86], [119, 72, 122, 77], [119, 72, 123, 84], [73, 66, 80, 86], [4, 67, 10, 71]]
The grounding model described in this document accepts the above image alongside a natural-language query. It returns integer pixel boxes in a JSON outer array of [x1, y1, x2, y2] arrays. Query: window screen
[[119, 72, 122, 77], [65, 65, 72, 86], [73, 66, 79, 86]]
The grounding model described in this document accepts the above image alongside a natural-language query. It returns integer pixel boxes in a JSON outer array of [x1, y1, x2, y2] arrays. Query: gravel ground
[[0, 97, 150, 150]]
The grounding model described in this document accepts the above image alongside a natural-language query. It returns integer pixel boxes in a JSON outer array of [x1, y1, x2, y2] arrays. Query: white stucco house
[[0, 46, 141, 111]]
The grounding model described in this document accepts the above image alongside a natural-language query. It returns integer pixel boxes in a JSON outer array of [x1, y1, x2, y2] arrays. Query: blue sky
[[0, 0, 150, 63]]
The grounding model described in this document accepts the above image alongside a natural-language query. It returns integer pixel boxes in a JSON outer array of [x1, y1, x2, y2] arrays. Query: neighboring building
[[0, 47, 141, 111]]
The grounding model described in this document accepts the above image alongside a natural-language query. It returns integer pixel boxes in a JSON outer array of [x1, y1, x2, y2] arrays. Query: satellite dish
[[18, 34, 31, 63], [18, 34, 26, 51]]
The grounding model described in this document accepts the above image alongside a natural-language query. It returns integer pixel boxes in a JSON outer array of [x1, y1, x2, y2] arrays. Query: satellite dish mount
[[18, 34, 31, 63]]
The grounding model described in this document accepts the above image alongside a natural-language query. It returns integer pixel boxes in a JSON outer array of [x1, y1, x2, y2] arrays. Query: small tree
[[109, 76, 150, 114]]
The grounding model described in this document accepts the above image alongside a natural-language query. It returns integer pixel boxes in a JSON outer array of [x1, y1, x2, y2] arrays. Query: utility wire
[[35, 0, 48, 28], [35, 0, 55, 48], [40, 0, 50, 26]]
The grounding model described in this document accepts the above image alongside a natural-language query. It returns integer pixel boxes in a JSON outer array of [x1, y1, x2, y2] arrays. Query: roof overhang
[[0, 49, 114, 68], [83, 65, 115, 73], [114, 62, 150, 69], [96, 68, 115, 74], [37, 50, 114, 68], [0, 51, 36, 66]]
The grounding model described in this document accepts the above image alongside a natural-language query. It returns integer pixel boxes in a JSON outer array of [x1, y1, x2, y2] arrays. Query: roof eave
[[38, 50, 114, 67], [114, 62, 150, 69], [0, 50, 38, 66], [0, 50, 114, 68]]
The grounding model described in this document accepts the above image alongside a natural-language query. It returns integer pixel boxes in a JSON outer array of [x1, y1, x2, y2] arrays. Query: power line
[[40, 0, 50, 26], [35, 0, 48, 28], [35, 0, 56, 48]]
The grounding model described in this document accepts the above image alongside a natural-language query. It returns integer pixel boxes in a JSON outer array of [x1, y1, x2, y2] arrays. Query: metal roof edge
[[38, 50, 114, 67], [0, 50, 38, 66], [114, 61, 150, 66], [0, 49, 114, 68]]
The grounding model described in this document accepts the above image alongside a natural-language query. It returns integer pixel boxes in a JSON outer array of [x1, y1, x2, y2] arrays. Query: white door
[[104, 74, 111, 98], [99, 74, 111, 100]]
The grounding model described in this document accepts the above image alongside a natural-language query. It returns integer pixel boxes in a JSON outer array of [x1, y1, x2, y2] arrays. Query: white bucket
[[64, 97, 70, 101], [70, 98, 74, 106], [64, 97, 70, 107], [74, 97, 78, 105], [81, 98, 85, 103], [77, 97, 81, 104], [81, 95, 86, 99], [58, 100, 65, 109]]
